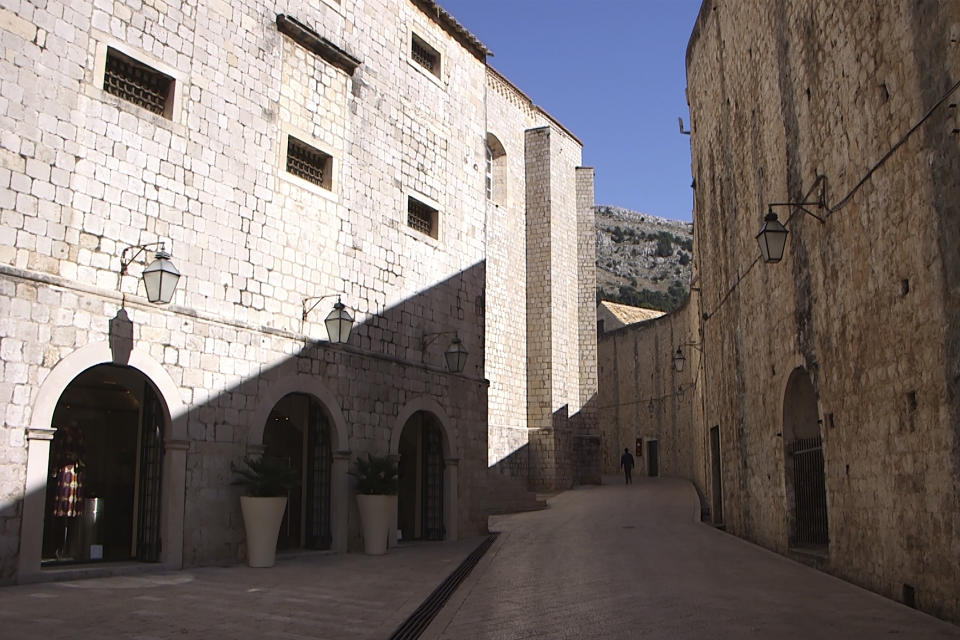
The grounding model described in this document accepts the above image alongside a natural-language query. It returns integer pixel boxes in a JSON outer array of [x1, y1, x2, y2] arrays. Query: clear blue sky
[[438, 0, 702, 222]]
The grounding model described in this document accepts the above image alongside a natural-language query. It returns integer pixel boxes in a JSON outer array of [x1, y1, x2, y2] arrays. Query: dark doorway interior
[[398, 411, 445, 541], [647, 439, 659, 477], [782, 368, 829, 550], [710, 425, 724, 525], [42, 364, 164, 565], [263, 393, 332, 550]]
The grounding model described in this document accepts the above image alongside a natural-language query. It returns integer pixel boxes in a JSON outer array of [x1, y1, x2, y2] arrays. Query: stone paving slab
[[424, 478, 960, 640], [0, 537, 485, 640]]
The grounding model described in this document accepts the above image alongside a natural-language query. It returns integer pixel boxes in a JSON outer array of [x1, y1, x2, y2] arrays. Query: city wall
[[686, 0, 960, 621]]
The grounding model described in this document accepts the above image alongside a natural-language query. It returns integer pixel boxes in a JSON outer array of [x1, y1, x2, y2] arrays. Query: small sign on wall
[[89, 545, 103, 561], [635, 437, 643, 457]]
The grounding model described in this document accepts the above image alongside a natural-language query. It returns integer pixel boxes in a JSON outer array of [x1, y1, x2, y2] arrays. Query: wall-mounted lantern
[[423, 331, 468, 373], [758, 177, 828, 263], [673, 341, 702, 373], [303, 294, 354, 344], [120, 243, 181, 304]]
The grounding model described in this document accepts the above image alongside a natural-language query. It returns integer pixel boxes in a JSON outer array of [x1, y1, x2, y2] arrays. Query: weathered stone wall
[[597, 300, 703, 489], [687, 0, 960, 621], [0, 0, 497, 578]]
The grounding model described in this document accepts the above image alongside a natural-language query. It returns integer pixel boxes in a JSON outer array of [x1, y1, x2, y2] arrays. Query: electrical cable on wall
[[700, 76, 960, 322]]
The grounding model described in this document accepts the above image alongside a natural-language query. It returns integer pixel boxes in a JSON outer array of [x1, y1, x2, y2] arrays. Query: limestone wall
[[596, 300, 703, 489], [0, 0, 494, 578], [687, 0, 960, 621], [483, 69, 538, 468]]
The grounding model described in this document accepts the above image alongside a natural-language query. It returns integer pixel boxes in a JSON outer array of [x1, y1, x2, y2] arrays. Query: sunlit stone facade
[[0, 0, 596, 581]]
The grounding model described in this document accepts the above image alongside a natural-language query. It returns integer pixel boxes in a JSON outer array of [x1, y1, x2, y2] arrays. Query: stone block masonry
[[0, 0, 598, 581], [681, 0, 960, 623]]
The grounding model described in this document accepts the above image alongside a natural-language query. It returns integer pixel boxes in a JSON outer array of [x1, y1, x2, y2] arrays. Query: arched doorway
[[262, 393, 333, 550], [782, 367, 829, 550], [42, 364, 166, 565], [397, 411, 446, 541]]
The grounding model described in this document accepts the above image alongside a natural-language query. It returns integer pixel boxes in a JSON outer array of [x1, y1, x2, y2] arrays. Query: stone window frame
[[278, 126, 340, 203], [404, 191, 442, 242], [93, 40, 185, 124], [408, 30, 444, 88], [318, 0, 342, 14], [286, 135, 333, 190], [485, 132, 507, 206]]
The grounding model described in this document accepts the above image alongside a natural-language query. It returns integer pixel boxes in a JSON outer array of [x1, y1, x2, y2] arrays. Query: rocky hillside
[[595, 205, 693, 312]]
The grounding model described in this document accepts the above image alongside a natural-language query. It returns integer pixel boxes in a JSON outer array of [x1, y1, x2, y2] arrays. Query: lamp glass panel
[[143, 255, 180, 303], [673, 351, 685, 372], [757, 216, 788, 264], [444, 340, 468, 373], [325, 305, 354, 344]]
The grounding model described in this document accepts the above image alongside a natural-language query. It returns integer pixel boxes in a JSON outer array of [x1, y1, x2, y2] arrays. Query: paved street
[[2, 478, 959, 639], [0, 537, 484, 640], [425, 478, 960, 640]]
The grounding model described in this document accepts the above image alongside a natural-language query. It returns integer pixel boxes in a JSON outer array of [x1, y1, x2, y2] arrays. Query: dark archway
[[43, 364, 165, 565], [397, 411, 446, 541], [262, 393, 333, 550], [782, 367, 829, 549]]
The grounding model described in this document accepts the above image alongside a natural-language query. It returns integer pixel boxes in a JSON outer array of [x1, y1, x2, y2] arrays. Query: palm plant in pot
[[349, 453, 398, 555], [232, 456, 299, 567]]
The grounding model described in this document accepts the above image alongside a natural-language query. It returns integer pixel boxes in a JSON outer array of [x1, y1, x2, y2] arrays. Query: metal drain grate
[[387, 533, 498, 640]]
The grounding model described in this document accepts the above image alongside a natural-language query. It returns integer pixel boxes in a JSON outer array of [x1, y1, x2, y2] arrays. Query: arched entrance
[[782, 367, 829, 550], [397, 411, 447, 541], [42, 364, 166, 565], [262, 393, 334, 550]]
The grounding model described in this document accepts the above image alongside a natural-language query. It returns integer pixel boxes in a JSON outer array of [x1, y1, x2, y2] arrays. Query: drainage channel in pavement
[[387, 533, 498, 640]]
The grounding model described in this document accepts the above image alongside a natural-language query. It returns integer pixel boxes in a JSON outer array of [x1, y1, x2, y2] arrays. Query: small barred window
[[103, 48, 173, 117], [407, 197, 438, 238], [286, 136, 332, 190], [411, 35, 440, 77]]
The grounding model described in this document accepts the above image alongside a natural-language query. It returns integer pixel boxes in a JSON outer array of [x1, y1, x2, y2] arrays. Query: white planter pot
[[356, 494, 394, 555], [240, 495, 287, 568]]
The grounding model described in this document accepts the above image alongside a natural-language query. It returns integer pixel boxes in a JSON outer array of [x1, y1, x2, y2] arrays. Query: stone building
[[0, 0, 597, 583], [600, 0, 960, 623]]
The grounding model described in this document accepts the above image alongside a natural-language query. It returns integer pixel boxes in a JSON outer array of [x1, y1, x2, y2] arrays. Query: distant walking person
[[620, 448, 635, 484]]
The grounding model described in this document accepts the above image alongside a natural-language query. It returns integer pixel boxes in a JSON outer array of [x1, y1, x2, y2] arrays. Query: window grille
[[407, 197, 437, 237], [411, 36, 439, 75], [286, 136, 332, 189], [103, 49, 172, 116], [787, 435, 829, 546]]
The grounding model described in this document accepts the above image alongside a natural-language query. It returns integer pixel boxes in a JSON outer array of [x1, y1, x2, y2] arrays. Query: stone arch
[[248, 373, 348, 452], [391, 396, 459, 541], [782, 367, 821, 442], [20, 340, 187, 579], [30, 341, 185, 438], [246, 373, 350, 553], [390, 396, 457, 458]]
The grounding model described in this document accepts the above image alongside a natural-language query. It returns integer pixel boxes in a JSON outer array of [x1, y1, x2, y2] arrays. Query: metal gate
[[136, 382, 163, 562], [305, 399, 332, 549], [787, 435, 829, 546], [421, 423, 445, 540]]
